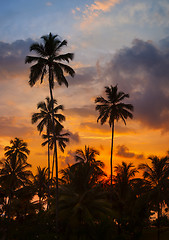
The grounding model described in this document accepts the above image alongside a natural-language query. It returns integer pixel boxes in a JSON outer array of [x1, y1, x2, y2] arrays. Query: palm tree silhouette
[[114, 162, 138, 207], [25, 33, 75, 226], [32, 97, 65, 180], [0, 155, 32, 219], [59, 147, 110, 239], [33, 167, 48, 212], [42, 125, 69, 179], [113, 162, 148, 238], [4, 137, 30, 163], [139, 156, 169, 240], [95, 85, 133, 185]]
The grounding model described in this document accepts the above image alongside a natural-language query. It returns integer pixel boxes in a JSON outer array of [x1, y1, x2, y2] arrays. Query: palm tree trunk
[[49, 66, 59, 230], [47, 126, 50, 210], [157, 201, 160, 240], [51, 149, 55, 180], [110, 120, 114, 186]]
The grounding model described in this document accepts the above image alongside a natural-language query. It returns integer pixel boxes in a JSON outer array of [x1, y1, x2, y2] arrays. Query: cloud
[[66, 130, 80, 143], [0, 116, 33, 138], [65, 105, 96, 118], [116, 145, 144, 159], [104, 37, 169, 132], [88, 0, 120, 12], [68, 66, 98, 86], [59, 150, 76, 169], [73, 0, 120, 30], [0, 39, 34, 81]]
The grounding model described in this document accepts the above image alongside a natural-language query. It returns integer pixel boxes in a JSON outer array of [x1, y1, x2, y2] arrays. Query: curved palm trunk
[[110, 120, 114, 186], [49, 66, 59, 230]]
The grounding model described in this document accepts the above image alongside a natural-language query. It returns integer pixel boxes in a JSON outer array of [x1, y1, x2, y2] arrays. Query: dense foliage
[[0, 140, 169, 240]]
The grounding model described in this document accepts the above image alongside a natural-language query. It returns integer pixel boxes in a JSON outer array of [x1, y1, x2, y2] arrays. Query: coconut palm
[[61, 146, 106, 191], [32, 97, 65, 179], [0, 156, 32, 219], [33, 167, 48, 212], [95, 85, 134, 185], [59, 150, 111, 240], [75, 145, 106, 185], [42, 125, 69, 180], [139, 156, 169, 240], [4, 137, 30, 163], [112, 162, 150, 238], [25, 32, 75, 226]]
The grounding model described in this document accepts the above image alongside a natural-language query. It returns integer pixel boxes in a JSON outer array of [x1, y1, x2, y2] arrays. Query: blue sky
[[0, 0, 169, 172]]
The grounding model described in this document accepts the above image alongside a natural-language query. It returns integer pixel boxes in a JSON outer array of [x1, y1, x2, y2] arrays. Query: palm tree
[[113, 161, 138, 210], [61, 146, 106, 191], [4, 137, 30, 163], [25, 32, 75, 226], [139, 156, 169, 240], [33, 167, 48, 212], [113, 162, 149, 238], [59, 148, 111, 239], [32, 97, 65, 180], [42, 125, 69, 179], [0, 156, 32, 219], [1, 138, 32, 219], [95, 85, 134, 185], [75, 145, 106, 185]]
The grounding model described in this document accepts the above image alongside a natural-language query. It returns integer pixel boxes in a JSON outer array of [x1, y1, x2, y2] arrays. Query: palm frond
[[53, 63, 68, 87]]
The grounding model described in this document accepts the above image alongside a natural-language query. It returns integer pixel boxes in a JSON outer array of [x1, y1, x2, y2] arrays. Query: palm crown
[[4, 138, 30, 163], [95, 85, 134, 126], [25, 32, 75, 88], [139, 156, 169, 187], [42, 125, 69, 153], [31, 97, 65, 134]]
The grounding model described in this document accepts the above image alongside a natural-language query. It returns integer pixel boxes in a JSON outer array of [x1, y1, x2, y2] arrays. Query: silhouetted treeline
[[1, 139, 169, 240]]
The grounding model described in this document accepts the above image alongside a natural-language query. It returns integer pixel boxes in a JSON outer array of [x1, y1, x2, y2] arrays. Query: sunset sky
[[0, 0, 169, 175]]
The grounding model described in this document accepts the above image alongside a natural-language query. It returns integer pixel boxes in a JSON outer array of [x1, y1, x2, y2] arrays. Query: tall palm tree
[[32, 97, 65, 180], [95, 85, 134, 185], [25, 32, 75, 226], [139, 156, 169, 240], [4, 137, 30, 163]]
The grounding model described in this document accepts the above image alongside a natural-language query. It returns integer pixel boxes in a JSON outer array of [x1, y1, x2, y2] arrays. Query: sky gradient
[[0, 0, 169, 175]]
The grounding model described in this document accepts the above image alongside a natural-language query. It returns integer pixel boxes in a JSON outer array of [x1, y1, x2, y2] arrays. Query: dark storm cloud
[[0, 38, 34, 80], [116, 145, 144, 159], [104, 37, 169, 132], [68, 66, 97, 86]]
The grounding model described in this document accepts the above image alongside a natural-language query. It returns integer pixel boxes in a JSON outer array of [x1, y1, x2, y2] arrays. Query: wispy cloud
[[87, 0, 120, 12], [73, 0, 120, 29]]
